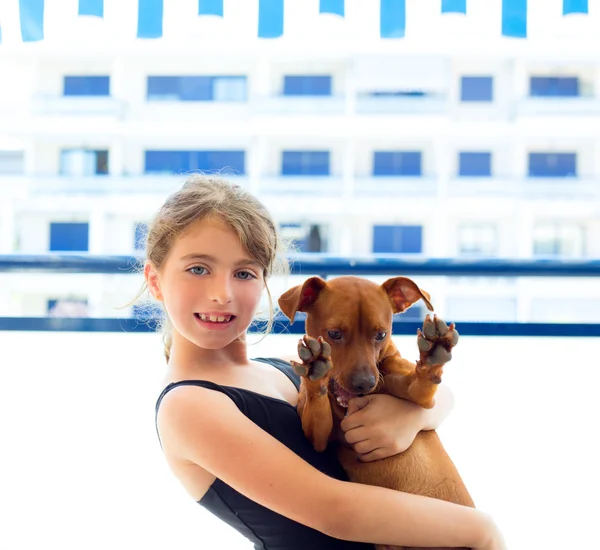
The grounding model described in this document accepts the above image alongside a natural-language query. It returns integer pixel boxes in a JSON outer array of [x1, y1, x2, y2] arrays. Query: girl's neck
[[168, 330, 251, 372]]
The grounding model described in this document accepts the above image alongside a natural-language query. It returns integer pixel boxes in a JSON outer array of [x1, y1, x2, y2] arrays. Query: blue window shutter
[[19, 0, 45, 42], [64, 76, 110, 96], [373, 152, 421, 176], [137, 0, 163, 38], [380, 0, 405, 38], [147, 76, 180, 99], [459, 152, 492, 177], [281, 151, 330, 176], [530, 77, 579, 97], [528, 153, 577, 177], [258, 0, 284, 38], [373, 225, 422, 253], [502, 0, 527, 38], [78, 0, 103, 17], [283, 76, 332, 96], [442, 0, 467, 13], [192, 151, 245, 174], [198, 0, 223, 16], [563, 0, 587, 14], [320, 0, 344, 16], [145, 150, 245, 174], [50, 223, 89, 252], [179, 76, 214, 100], [145, 151, 190, 173], [461, 76, 493, 101], [147, 76, 247, 101]]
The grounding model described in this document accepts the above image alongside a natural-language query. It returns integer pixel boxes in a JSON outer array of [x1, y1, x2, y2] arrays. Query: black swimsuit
[[155, 357, 374, 550]]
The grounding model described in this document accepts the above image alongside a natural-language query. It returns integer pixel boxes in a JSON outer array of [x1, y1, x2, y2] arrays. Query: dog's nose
[[350, 373, 377, 394]]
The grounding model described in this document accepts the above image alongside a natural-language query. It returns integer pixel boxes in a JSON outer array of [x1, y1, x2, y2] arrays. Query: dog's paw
[[290, 335, 332, 381], [417, 314, 459, 374]]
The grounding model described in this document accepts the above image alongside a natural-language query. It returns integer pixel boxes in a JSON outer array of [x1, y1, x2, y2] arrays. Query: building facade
[[1, 31, 599, 323]]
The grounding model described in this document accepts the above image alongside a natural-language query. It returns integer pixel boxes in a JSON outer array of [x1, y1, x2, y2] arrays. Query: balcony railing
[[1, 255, 599, 335], [517, 96, 600, 116], [354, 176, 438, 197], [258, 175, 344, 195], [252, 95, 346, 114], [356, 96, 449, 114], [447, 176, 600, 199], [31, 96, 127, 117], [0, 174, 250, 197], [2, 173, 599, 200]]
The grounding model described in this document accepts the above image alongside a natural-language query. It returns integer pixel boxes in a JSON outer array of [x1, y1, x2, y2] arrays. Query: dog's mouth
[[329, 379, 356, 409]]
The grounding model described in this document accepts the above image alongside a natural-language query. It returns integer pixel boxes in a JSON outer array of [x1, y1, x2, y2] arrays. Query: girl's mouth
[[194, 313, 236, 330], [194, 313, 235, 323]]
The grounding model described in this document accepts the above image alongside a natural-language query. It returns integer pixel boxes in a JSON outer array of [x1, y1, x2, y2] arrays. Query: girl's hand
[[340, 393, 426, 461], [340, 383, 455, 462]]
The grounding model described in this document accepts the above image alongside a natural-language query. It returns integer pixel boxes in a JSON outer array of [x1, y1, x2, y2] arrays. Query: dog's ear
[[381, 277, 434, 313], [277, 277, 327, 321]]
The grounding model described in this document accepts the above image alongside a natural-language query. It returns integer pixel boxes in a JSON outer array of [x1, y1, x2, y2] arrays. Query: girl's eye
[[236, 270, 256, 280], [189, 266, 207, 276], [375, 331, 387, 341]]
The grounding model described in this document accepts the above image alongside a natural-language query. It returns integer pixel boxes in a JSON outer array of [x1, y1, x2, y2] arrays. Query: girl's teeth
[[200, 314, 231, 323]]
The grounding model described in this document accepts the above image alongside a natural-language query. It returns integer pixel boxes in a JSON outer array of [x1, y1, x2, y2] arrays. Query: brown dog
[[278, 275, 474, 550]]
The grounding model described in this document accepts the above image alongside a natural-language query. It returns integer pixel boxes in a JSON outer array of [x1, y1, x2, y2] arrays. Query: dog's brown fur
[[278, 276, 474, 550]]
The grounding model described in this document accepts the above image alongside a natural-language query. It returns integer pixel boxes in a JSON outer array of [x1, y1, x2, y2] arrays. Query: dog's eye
[[328, 330, 342, 340], [375, 331, 387, 341]]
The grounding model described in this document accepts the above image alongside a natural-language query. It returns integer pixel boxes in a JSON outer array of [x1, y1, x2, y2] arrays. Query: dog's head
[[278, 276, 433, 408]]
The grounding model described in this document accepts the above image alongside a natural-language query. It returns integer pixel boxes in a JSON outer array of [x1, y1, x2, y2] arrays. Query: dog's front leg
[[381, 315, 459, 409], [291, 335, 334, 452]]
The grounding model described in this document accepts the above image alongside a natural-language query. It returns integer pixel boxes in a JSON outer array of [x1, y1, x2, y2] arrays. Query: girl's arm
[[157, 385, 503, 549]]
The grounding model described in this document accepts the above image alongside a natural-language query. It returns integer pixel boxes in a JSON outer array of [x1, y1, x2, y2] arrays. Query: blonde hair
[[130, 175, 290, 363]]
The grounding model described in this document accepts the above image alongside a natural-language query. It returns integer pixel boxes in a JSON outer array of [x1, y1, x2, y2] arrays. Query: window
[[60, 149, 109, 175], [459, 152, 492, 177], [394, 306, 424, 322], [134, 223, 148, 251], [528, 153, 577, 177], [49, 222, 89, 252], [373, 152, 422, 176], [460, 76, 493, 102], [144, 150, 245, 174], [47, 298, 89, 317], [281, 151, 330, 176], [0, 151, 25, 174], [530, 77, 580, 97], [373, 225, 423, 254], [63, 76, 110, 96], [283, 76, 332, 96], [458, 223, 497, 256], [147, 76, 247, 101], [279, 223, 327, 252], [533, 224, 585, 258]]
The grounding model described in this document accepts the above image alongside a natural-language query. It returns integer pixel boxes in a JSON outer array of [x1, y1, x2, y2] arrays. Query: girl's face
[[146, 216, 265, 351]]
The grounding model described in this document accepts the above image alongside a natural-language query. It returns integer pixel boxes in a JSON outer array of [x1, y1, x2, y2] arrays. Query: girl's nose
[[210, 275, 233, 304]]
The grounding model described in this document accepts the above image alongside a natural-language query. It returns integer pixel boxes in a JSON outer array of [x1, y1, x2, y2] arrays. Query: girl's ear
[[144, 262, 163, 302]]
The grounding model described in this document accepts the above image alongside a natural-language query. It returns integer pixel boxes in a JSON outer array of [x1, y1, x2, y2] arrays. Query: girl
[[142, 176, 506, 549]]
